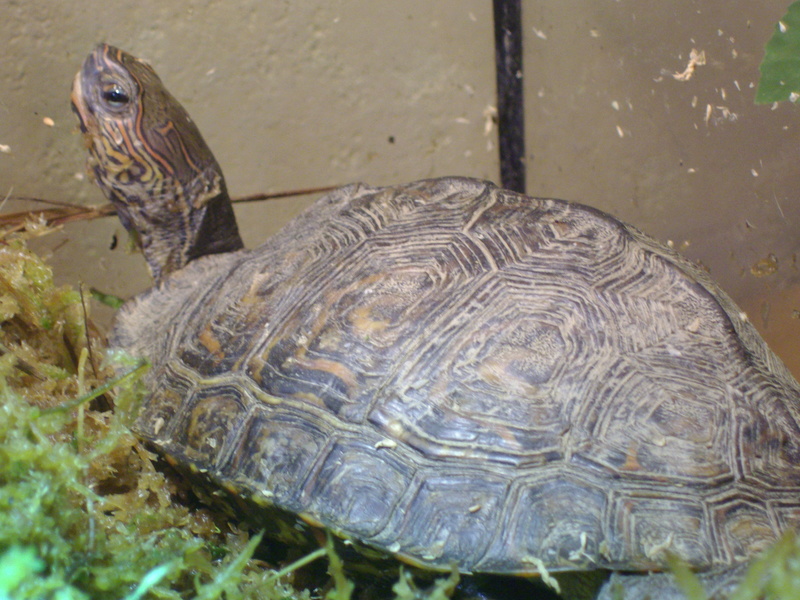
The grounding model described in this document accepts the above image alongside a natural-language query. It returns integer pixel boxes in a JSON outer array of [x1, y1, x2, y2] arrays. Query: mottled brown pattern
[[113, 177, 800, 575], [71, 44, 243, 282]]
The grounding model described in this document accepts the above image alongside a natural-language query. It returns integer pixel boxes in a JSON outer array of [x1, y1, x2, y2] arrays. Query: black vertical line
[[493, 0, 526, 194]]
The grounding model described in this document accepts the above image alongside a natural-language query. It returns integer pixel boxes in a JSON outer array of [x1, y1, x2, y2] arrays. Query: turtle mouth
[[70, 69, 91, 134], [71, 44, 110, 137], [70, 67, 103, 164]]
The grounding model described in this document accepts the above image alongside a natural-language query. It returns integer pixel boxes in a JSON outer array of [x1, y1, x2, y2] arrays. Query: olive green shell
[[113, 177, 800, 575]]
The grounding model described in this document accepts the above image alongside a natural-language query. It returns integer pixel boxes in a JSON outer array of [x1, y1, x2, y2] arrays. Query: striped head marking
[[72, 44, 242, 282]]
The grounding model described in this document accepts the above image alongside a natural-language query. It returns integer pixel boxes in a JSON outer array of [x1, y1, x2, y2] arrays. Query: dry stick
[[0, 203, 116, 230], [0, 185, 340, 231], [230, 185, 339, 203]]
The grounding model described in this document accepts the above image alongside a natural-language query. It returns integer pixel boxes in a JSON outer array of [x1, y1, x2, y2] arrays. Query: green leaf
[[756, 1, 800, 103], [89, 287, 125, 309], [391, 567, 459, 600], [194, 532, 263, 600], [324, 533, 355, 600], [121, 563, 173, 600], [667, 554, 708, 600]]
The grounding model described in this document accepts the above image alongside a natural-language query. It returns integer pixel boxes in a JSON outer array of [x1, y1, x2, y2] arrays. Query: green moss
[[0, 236, 305, 600]]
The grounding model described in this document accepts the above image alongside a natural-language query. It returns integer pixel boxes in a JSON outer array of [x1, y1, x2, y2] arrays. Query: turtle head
[[72, 44, 243, 283]]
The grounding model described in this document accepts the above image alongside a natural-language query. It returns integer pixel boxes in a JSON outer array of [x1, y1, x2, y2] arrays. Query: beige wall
[[1, 0, 498, 321], [2, 1, 799, 375]]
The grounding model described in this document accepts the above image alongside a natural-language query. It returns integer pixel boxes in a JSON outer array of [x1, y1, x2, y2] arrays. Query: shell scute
[[171, 384, 250, 467], [384, 470, 508, 569], [302, 437, 414, 539], [222, 407, 329, 510]]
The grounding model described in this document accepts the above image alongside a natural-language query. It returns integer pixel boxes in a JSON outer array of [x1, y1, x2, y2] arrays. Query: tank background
[[1, 0, 798, 374]]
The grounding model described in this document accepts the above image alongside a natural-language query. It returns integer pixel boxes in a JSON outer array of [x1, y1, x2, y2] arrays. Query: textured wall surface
[[1, 0, 498, 322], [1, 1, 798, 375]]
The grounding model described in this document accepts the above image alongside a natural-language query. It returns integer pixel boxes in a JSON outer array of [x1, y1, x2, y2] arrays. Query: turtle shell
[[112, 176, 800, 575]]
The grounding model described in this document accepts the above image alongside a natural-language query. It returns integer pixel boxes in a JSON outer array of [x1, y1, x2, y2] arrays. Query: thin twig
[[230, 185, 339, 204], [0, 185, 340, 231]]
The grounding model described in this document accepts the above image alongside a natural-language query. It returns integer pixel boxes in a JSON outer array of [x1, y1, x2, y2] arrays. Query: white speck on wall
[[672, 48, 706, 81], [483, 105, 497, 136]]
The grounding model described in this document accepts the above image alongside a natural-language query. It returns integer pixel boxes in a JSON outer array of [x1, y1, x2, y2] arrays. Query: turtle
[[71, 44, 800, 600]]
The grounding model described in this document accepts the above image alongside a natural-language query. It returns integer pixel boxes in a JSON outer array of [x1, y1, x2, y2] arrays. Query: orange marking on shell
[[298, 512, 325, 530], [292, 356, 359, 392], [349, 304, 390, 336], [197, 326, 224, 360], [304, 272, 396, 347], [621, 441, 642, 472]]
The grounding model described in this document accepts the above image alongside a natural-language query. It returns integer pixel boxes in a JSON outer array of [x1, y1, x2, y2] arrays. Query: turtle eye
[[101, 84, 130, 108]]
